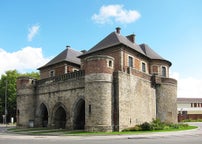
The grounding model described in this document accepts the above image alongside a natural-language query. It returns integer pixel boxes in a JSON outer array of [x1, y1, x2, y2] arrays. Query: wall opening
[[74, 99, 85, 130], [40, 103, 48, 127], [55, 106, 66, 129]]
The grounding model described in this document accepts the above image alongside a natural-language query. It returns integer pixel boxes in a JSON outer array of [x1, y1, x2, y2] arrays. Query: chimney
[[126, 34, 136, 43], [116, 27, 121, 34], [81, 50, 87, 54], [66, 45, 70, 49]]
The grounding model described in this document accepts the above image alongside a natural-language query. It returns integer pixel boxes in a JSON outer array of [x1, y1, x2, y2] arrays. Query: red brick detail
[[178, 114, 202, 122], [84, 56, 114, 75], [152, 66, 158, 74], [134, 58, 140, 70], [39, 62, 80, 79]]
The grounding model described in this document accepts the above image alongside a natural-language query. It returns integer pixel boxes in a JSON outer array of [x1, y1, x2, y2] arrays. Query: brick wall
[[39, 62, 80, 79]]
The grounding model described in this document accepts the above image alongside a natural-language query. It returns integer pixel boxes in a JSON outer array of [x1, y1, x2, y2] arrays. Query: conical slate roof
[[38, 47, 82, 69]]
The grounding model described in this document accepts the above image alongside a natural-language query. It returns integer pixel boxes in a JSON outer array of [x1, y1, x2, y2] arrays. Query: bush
[[166, 123, 188, 129], [140, 122, 152, 131], [122, 119, 190, 132], [150, 119, 165, 130], [122, 125, 142, 132]]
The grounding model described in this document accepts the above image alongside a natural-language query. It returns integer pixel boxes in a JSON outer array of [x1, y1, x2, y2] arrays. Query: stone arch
[[73, 98, 85, 130], [39, 103, 49, 127], [52, 102, 68, 129]]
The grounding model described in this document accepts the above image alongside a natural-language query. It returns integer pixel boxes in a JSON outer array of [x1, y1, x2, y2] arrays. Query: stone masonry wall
[[156, 77, 177, 123], [85, 73, 113, 132], [115, 71, 156, 131], [16, 77, 36, 127], [34, 76, 85, 129]]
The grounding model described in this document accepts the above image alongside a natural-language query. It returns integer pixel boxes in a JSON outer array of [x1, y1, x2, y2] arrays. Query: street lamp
[[4, 80, 7, 125]]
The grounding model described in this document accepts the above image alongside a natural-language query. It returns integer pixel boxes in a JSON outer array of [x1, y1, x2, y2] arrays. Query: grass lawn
[[7, 125, 198, 136]]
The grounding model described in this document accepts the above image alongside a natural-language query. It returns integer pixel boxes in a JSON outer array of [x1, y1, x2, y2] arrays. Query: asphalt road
[[0, 123, 202, 144]]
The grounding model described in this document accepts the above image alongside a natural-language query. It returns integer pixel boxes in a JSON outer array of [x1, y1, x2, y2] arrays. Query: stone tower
[[83, 55, 114, 132], [155, 77, 177, 123], [16, 76, 36, 127]]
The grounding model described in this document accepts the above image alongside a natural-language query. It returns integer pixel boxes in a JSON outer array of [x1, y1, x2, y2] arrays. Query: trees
[[0, 70, 39, 123]]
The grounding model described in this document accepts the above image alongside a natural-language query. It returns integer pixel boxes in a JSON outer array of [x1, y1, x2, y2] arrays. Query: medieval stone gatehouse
[[16, 27, 177, 132]]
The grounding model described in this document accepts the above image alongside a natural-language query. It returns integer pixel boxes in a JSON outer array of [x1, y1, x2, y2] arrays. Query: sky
[[0, 0, 202, 98]]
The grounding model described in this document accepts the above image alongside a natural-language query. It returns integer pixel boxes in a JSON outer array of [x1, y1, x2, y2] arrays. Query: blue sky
[[0, 0, 202, 98]]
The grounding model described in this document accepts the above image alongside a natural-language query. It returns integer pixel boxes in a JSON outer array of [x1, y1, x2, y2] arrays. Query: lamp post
[[4, 80, 7, 126]]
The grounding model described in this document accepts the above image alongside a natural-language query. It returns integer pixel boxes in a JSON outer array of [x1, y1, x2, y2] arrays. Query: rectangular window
[[89, 105, 91, 114], [128, 56, 133, 67], [142, 62, 146, 72], [162, 66, 166, 77]]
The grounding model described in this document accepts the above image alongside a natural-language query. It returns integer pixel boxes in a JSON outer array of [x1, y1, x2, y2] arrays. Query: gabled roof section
[[38, 47, 82, 70], [79, 31, 145, 57], [139, 43, 172, 66], [139, 44, 164, 60]]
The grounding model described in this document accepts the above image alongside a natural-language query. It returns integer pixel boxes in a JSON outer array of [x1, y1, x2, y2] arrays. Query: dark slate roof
[[139, 44, 164, 60], [38, 47, 82, 69], [79, 31, 171, 65], [79, 32, 145, 57]]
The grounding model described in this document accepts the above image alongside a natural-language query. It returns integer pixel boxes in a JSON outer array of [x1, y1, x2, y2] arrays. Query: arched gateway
[[73, 99, 85, 130], [52, 103, 67, 129], [40, 103, 48, 127]]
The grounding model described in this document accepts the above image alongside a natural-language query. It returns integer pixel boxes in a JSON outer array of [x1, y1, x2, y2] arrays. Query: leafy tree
[[0, 70, 39, 123], [20, 71, 40, 79], [0, 70, 20, 123]]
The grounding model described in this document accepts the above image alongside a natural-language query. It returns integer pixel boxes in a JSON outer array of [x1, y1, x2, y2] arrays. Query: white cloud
[[170, 72, 202, 98], [0, 47, 50, 76], [92, 4, 141, 24], [27, 24, 40, 41]]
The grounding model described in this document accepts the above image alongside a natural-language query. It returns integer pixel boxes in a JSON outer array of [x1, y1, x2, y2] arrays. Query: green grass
[[63, 125, 197, 135], [7, 125, 198, 136]]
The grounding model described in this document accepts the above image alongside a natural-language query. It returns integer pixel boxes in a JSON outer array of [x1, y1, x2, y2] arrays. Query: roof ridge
[[38, 47, 81, 69]]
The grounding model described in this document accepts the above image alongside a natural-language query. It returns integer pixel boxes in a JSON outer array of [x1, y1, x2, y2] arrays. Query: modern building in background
[[16, 27, 177, 132], [177, 98, 202, 122]]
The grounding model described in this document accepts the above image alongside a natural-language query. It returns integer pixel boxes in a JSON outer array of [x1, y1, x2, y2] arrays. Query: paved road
[[0, 123, 202, 144]]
